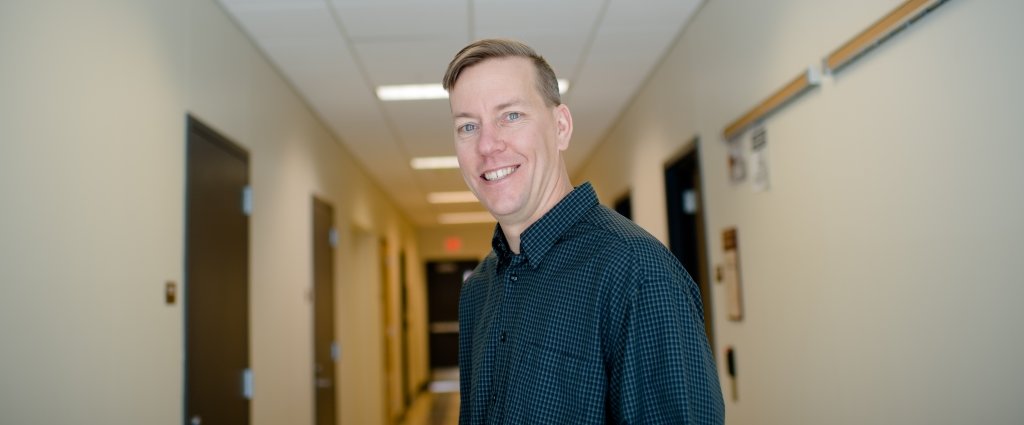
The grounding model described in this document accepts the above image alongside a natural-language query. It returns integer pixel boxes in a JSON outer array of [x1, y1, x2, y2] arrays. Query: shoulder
[[584, 207, 705, 328], [579, 205, 688, 282]]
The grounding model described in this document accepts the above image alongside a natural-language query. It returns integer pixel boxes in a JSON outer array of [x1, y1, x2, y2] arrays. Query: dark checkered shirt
[[458, 183, 724, 424]]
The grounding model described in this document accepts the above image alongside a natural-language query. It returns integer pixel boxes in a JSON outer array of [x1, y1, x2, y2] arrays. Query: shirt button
[[510, 274, 518, 282], [499, 332, 507, 343]]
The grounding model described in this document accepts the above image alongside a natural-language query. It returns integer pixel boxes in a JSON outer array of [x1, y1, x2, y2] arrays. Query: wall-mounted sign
[[750, 125, 770, 192], [722, 228, 744, 321], [728, 137, 746, 185]]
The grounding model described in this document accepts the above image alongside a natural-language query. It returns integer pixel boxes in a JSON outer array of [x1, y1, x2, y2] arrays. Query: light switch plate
[[165, 281, 177, 305]]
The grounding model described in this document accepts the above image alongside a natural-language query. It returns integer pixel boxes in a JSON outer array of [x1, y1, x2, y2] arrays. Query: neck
[[499, 172, 573, 254]]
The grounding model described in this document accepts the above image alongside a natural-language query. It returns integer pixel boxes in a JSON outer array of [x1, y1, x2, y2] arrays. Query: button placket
[[484, 263, 508, 417], [499, 257, 522, 344], [489, 256, 522, 421]]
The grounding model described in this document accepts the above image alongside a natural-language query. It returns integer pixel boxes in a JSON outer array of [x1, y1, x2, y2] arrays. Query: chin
[[479, 197, 515, 217], [478, 186, 527, 217]]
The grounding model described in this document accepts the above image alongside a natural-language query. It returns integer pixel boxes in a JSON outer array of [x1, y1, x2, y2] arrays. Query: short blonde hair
[[442, 39, 561, 107]]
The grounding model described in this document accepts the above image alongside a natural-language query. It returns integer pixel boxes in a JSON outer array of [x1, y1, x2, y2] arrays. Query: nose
[[476, 122, 506, 156]]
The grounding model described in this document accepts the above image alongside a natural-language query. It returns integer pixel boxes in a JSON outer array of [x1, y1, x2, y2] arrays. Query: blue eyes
[[458, 112, 522, 135]]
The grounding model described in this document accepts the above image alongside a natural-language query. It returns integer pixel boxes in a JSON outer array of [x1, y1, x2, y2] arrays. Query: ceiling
[[218, 0, 703, 226]]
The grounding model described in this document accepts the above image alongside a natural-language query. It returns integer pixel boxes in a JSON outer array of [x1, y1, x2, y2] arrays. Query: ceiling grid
[[218, 0, 702, 225]]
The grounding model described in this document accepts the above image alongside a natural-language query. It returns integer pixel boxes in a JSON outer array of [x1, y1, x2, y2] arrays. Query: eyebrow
[[495, 98, 524, 111], [452, 98, 525, 120]]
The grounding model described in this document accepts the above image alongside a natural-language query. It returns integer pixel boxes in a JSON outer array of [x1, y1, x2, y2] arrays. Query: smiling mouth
[[482, 165, 520, 182]]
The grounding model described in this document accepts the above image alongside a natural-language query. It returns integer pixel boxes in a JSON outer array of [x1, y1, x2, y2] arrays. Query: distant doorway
[[614, 191, 633, 221], [398, 251, 412, 407], [664, 139, 715, 354], [426, 260, 477, 371], [312, 198, 338, 425], [381, 238, 399, 423], [184, 115, 251, 425]]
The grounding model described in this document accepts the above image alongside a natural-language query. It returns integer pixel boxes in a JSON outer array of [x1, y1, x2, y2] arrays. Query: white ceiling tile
[[221, 0, 320, 5], [383, 101, 453, 152], [355, 37, 469, 85], [260, 38, 353, 75], [226, 1, 338, 40], [340, 133, 428, 198], [330, 0, 468, 41], [474, 0, 604, 35], [398, 132, 457, 159], [589, 28, 677, 68], [414, 170, 472, 193], [601, 0, 702, 31], [434, 204, 490, 216], [401, 135, 459, 159]]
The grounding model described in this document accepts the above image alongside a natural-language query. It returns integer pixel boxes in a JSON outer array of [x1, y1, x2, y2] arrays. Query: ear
[[553, 104, 573, 151]]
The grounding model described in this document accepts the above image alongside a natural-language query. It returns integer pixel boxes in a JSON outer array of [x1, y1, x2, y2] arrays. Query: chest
[[473, 255, 620, 362]]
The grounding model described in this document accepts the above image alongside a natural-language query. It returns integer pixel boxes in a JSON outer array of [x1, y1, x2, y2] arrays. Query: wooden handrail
[[722, 70, 817, 141], [826, 0, 945, 72], [721, 0, 949, 141]]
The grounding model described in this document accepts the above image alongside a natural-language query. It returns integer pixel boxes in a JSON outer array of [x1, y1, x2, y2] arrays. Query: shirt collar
[[490, 182, 599, 268]]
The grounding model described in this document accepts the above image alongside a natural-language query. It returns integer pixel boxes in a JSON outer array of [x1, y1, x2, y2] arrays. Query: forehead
[[450, 57, 539, 102]]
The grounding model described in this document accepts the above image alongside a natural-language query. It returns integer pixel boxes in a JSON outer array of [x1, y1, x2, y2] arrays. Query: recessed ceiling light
[[438, 212, 496, 224], [557, 79, 569, 93], [428, 191, 479, 204], [376, 84, 449, 101], [411, 156, 460, 170], [377, 79, 569, 101]]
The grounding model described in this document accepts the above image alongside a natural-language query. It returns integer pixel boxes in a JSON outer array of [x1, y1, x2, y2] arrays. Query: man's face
[[449, 57, 571, 225]]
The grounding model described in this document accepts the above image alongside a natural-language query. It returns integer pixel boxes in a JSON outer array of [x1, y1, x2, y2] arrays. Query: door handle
[[243, 368, 253, 400]]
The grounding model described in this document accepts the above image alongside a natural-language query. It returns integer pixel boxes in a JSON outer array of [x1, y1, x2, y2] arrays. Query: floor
[[399, 368, 460, 425], [400, 392, 459, 425]]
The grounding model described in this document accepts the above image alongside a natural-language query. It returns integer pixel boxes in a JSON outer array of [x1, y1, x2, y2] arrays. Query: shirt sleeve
[[606, 278, 725, 424]]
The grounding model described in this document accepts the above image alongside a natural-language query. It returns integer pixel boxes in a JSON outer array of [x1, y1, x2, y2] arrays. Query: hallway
[[400, 393, 459, 425], [3, 0, 1024, 424], [399, 368, 460, 425]]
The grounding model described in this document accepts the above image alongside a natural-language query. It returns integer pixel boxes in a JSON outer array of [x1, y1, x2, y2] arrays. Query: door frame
[[183, 114, 251, 425], [663, 137, 715, 356], [311, 196, 338, 425]]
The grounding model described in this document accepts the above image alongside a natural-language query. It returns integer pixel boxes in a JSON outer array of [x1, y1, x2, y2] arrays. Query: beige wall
[[340, 229, 386, 425], [400, 233, 430, 407], [576, 0, 1024, 424], [0, 0, 427, 424]]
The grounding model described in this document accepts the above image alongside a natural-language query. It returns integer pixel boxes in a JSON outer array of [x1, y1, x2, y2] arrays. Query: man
[[443, 39, 724, 424]]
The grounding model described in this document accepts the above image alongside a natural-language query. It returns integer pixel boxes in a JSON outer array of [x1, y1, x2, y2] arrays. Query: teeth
[[483, 166, 517, 181]]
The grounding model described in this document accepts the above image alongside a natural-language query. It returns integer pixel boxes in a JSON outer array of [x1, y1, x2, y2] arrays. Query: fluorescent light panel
[[438, 212, 495, 224], [428, 191, 478, 204], [376, 84, 448, 101], [378, 79, 569, 101], [411, 156, 459, 170]]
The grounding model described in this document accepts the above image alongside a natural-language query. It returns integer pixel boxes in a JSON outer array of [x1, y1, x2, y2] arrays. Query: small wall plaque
[[165, 281, 177, 305]]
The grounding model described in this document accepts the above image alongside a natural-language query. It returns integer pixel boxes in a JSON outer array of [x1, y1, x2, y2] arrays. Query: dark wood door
[[312, 198, 338, 425], [426, 260, 478, 369], [185, 116, 250, 425], [664, 141, 715, 355]]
